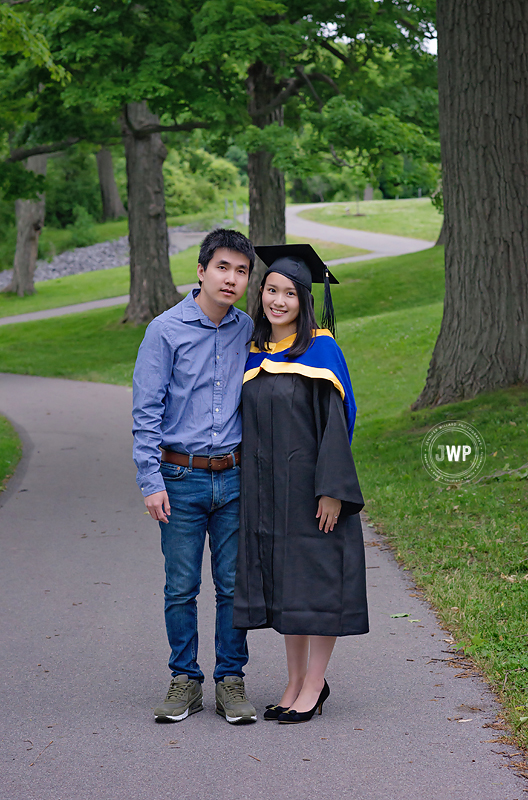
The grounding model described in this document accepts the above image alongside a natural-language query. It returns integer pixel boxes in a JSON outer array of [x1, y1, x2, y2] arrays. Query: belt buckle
[[208, 455, 225, 471]]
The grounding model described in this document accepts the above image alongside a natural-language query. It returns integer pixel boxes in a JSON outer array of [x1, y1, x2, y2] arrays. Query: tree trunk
[[121, 102, 181, 325], [96, 146, 126, 221], [4, 155, 47, 297], [413, 0, 528, 408], [246, 61, 286, 315], [435, 219, 445, 246]]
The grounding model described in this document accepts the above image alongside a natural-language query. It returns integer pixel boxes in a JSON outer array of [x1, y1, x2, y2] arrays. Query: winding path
[[286, 202, 435, 258], [0, 373, 524, 800]]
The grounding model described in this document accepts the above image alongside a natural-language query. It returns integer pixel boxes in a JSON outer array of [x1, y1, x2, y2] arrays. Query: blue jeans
[[159, 460, 248, 683]]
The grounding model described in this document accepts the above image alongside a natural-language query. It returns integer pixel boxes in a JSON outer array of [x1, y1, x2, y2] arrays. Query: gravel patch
[[0, 226, 206, 291]]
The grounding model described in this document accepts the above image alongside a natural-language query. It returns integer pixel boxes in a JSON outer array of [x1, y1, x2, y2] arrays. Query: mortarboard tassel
[[321, 268, 337, 338]]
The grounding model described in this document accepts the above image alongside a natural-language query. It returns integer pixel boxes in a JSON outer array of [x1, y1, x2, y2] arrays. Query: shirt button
[[217, 355, 220, 359], [216, 381, 220, 386], [215, 408, 219, 412], [213, 432, 217, 436]]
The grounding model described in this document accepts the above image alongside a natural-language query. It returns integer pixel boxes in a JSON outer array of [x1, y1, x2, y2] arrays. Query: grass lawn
[[1, 243, 527, 748], [298, 198, 443, 241], [353, 390, 528, 751], [0, 236, 367, 319], [0, 415, 22, 491]]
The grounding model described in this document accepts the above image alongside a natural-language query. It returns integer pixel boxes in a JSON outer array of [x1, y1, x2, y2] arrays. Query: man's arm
[[132, 320, 174, 510]]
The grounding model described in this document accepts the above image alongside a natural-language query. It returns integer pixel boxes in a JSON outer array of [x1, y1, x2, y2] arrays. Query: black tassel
[[321, 269, 337, 338]]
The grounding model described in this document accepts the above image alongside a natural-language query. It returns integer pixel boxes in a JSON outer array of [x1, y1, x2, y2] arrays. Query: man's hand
[[144, 490, 171, 524], [316, 495, 342, 533]]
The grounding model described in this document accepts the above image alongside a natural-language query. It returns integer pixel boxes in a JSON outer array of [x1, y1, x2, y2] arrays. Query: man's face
[[197, 247, 250, 309]]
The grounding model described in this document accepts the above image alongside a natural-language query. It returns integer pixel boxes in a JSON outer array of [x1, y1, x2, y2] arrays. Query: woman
[[234, 244, 368, 724]]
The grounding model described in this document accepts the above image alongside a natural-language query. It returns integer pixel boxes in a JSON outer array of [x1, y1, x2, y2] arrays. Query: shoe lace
[[223, 682, 246, 703], [166, 681, 189, 702]]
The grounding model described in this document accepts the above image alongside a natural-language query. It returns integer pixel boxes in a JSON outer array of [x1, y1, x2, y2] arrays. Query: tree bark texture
[[96, 147, 126, 221], [121, 102, 181, 325], [5, 155, 47, 297], [435, 219, 445, 246], [414, 0, 528, 407], [246, 61, 286, 315]]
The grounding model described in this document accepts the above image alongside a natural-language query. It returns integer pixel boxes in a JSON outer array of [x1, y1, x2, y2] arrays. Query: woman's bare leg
[[278, 635, 309, 707], [288, 635, 336, 713]]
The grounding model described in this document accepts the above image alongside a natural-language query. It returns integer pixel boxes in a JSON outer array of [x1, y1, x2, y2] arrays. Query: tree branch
[[7, 137, 81, 162], [328, 144, 355, 169], [297, 67, 323, 111], [250, 68, 340, 119], [124, 113, 211, 137], [318, 39, 352, 69], [309, 71, 341, 95], [250, 76, 304, 119]]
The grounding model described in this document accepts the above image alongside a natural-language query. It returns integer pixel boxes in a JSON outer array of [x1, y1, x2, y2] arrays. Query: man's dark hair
[[252, 274, 318, 359], [198, 228, 255, 274]]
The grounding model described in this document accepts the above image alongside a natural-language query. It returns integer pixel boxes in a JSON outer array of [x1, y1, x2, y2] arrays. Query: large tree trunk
[[121, 102, 181, 324], [96, 146, 126, 221], [4, 155, 47, 297], [435, 219, 445, 246], [246, 61, 286, 315], [413, 0, 528, 408]]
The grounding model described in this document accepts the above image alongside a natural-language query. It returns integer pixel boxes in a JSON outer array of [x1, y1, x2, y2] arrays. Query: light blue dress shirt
[[132, 289, 253, 497]]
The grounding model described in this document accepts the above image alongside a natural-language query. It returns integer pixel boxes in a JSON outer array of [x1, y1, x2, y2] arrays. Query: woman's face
[[261, 272, 300, 335]]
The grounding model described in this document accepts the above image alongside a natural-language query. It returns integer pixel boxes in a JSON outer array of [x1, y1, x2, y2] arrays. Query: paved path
[[286, 203, 435, 255], [0, 206, 435, 327], [0, 373, 524, 800], [0, 284, 198, 327]]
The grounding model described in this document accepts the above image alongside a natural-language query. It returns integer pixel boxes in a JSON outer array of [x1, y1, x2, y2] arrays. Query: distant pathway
[[0, 206, 435, 326], [0, 284, 198, 327], [286, 202, 435, 256], [0, 373, 524, 800]]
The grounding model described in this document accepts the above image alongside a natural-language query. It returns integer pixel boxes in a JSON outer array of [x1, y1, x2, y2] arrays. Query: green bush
[[164, 147, 240, 217], [45, 147, 102, 228], [65, 205, 98, 247], [378, 154, 439, 199]]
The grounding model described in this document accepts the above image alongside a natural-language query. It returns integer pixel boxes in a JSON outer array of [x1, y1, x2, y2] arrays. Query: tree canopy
[[1, 0, 439, 314]]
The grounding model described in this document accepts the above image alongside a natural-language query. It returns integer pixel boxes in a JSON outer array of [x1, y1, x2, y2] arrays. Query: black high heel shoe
[[263, 703, 289, 721], [277, 680, 330, 724]]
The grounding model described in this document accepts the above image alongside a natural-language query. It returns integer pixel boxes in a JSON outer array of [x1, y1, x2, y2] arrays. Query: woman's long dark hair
[[252, 274, 318, 359]]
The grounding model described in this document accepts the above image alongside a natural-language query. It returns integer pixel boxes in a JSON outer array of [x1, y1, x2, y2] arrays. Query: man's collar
[[181, 288, 240, 326]]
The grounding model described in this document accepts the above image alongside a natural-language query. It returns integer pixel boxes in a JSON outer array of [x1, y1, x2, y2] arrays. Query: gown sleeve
[[313, 379, 365, 517]]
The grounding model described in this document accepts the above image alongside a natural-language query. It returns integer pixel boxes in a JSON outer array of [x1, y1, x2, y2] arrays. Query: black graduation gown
[[234, 371, 369, 637]]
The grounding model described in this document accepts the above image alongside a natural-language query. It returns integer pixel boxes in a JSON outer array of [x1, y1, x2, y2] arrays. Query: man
[[132, 229, 256, 724]]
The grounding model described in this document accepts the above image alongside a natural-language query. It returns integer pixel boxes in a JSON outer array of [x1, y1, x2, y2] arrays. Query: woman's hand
[[316, 496, 342, 533]]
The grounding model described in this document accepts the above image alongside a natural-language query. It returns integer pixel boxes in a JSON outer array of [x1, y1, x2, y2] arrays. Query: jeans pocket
[[160, 462, 189, 481]]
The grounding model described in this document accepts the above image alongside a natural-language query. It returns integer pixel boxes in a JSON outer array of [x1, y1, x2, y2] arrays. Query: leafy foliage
[[0, 3, 68, 82], [164, 146, 239, 216], [44, 145, 102, 227]]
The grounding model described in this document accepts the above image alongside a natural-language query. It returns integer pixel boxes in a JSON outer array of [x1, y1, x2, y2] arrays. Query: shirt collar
[[181, 288, 240, 327]]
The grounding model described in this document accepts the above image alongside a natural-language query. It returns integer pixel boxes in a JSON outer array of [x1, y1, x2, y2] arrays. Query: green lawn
[[0, 236, 367, 319], [298, 198, 443, 241], [1, 243, 527, 748], [0, 415, 22, 491], [353, 390, 528, 751]]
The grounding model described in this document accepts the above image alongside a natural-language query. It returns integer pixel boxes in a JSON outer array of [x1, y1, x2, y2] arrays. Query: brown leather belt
[[161, 448, 240, 471]]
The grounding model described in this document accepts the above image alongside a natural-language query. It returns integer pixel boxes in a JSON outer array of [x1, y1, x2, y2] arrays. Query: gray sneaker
[[154, 674, 203, 722], [215, 676, 257, 724]]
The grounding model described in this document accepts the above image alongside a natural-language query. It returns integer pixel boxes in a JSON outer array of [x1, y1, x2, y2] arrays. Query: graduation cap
[[255, 243, 338, 337]]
